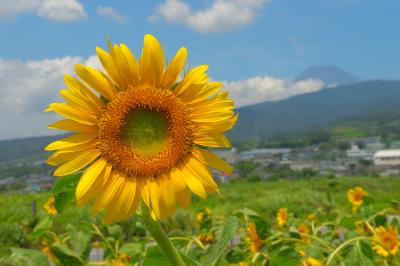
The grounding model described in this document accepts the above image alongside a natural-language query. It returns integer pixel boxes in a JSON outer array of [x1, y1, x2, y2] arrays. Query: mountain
[[2, 80, 400, 163], [231, 80, 400, 141], [295, 65, 359, 86]]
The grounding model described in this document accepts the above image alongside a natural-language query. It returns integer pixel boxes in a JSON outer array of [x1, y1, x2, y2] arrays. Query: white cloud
[[224, 76, 326, 107], [97, 6, 128, 24], [0, 53, 325, 139], [0, 0, 87, 22], [151, 0, 268, 33], [0, 55, 100, 140]]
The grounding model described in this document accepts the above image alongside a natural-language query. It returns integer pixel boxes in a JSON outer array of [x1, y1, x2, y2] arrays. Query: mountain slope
[[231, 80, 400, 140], [296, 65, 359, 85]]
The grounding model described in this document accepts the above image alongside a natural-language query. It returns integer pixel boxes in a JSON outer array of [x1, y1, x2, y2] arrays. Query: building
[[279, 160, 319, 171], [239, 148, 291, 162], [346, 143, 372, 160], [373, 149, 400, 166]]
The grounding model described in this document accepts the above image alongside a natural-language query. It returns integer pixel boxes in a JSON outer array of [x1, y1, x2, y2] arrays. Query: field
[[1, 176, 400, 265]]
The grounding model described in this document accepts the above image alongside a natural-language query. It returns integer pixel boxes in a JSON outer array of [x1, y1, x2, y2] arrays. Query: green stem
[[326, 236, 370, 265], [138, 203, 185, 266]]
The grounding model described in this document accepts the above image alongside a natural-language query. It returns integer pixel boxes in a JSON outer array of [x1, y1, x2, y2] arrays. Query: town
[[2, 136, 400, 193]]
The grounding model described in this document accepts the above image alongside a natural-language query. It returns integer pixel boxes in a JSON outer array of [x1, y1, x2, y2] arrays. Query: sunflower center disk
[[97, 85, 193, 179], [122, 108, 169, 157]]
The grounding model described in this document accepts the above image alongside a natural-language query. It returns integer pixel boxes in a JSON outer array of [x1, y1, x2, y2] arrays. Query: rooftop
[[374, 149, 400, 158]]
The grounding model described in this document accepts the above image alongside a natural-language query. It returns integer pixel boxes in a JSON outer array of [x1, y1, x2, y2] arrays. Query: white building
[[373, 149, 400, 166], [346, 143, 372, 160]]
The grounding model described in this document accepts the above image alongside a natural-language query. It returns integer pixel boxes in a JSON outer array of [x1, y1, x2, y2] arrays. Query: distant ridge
[[296, 65, 359, 86], [231, 80, 400, 140]]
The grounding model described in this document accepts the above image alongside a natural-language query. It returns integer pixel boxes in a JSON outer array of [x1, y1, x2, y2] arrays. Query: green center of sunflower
[[122, 107, 170, 157]]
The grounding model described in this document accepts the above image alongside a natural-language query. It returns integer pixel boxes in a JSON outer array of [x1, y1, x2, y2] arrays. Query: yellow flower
[[302, 257, 323, 266], [347, 187, 367, 212], [43, 196, 57, 215], [45, 34, 237, 222], [41, 239, 57, 262], [307, 214, 317, 222], [197, 233, 214, 244], [229, 263, 251, 266], [372, 226, 399, 257], [298, 223, 310, 243], [196, 212, 205, 223], [246, 222, 264, 253], [277, 208, 288, 227]]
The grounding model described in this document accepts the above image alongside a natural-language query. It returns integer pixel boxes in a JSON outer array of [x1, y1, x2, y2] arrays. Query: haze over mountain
[[295, 65, 360, 86], [231, 80, 400, 140]]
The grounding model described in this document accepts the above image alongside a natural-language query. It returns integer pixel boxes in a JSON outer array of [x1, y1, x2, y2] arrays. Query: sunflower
[[245, 222, 264, 253], [372, 226, 399, 257], [347, 186, 367, 212], [43, 196, 57, 216], [277, 207, 288, 228], [301, 257, 323, 266], [298, 223, 310, 243], [46, 34, 237, 222]]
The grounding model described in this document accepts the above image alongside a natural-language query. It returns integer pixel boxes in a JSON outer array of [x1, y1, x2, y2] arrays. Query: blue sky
[[0, 0, 399, 139]]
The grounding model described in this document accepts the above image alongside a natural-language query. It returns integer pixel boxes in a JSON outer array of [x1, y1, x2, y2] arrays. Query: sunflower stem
[[138, 203, 185, 266]]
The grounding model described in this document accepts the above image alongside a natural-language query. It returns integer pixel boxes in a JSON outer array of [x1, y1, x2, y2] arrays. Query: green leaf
[[119, 243, 143, 258], [344, 241, 375, 266], [269, 246, 299, 266], [54, 190, 75, 213], [31, 216, 53, 239], [201, 216, 239, 266], [143, 245, 172, 266], [51, 173, 81, 213], [51, 173, 81, 194], [6, 248, 49, 266], [51, 243, 84, 266]]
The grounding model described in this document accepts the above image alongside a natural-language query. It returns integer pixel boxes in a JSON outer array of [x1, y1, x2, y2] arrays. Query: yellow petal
[[181, 168, 207, 199], [49, 103, 98, 125], [191, 110, 235, 123], [48, 119, 98, 133], [76, 159, 107, 205], [185, 156, 218, 191], [47, 150, 81, 166], [161, 47, 187, 89], [93, 172, 124, 215], [120, 44, 140, 86], [96, 47, 125, 90], [121, 182, 142, 220], [75, 64, 115, 100], [45, 133, 96, 151], [174, 65, 208, 96], [194, 113, 239, 134], [186, 82, 222, 105], [60, 89, 101, 115], [139, 34, 164, 86], [193, 134, 231, 148], [148, 181, 161, 219], [64, 75, 104, 108], [53, 149, 101, 176], [192, 148, 233, 174], [115, 178, 140, 220], [170, 170, 191, 208]]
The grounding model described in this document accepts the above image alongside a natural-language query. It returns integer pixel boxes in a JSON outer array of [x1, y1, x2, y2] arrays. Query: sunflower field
[[1, 176, 400, 266]]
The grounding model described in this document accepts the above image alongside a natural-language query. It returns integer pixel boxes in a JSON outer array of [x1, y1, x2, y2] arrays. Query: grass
[[1, 176, 399, 226]]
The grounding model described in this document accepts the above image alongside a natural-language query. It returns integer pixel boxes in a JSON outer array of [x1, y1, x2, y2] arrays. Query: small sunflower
[[298, 223, 310, 243], [46, 34, 237, 222], [43, 196, 57, 216], [245, 222, 264, 253], [372, 226, 399, 257], [301, 257, 323, 266], [347, 186, 367, 212], [277, 207, 288, 227]]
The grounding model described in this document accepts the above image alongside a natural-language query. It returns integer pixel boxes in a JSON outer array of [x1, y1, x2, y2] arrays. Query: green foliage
[[51, 173, 81, 213]]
